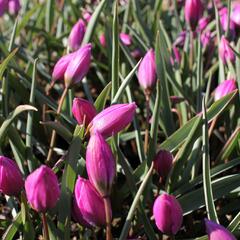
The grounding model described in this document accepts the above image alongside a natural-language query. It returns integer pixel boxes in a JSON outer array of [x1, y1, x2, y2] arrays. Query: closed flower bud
[[174, 31, 187, 47], [170, 46, 181, 66], [8, 0, 21, 15], [205, 219, 236, 240], [120, 33, 132, 46], [154, 150, 173, 178], [52, 52, 75, 82], [153, 193, 183, 235], [0, 156, 24, 196], [0, 0, 8, 16], [219, 36, 235, 64], [198, 17, 209, 32], [68, 19, 86, 51], [99, 33, 106, 47], [219, 8, 235, 35], [231, 4, 240, 27], [138, 49, 157, 89], [25, 165, 60, 212], [214, 79, 237, 101], [73, 177, 108, 227], [201, 30, 212, 48], [86, 131, 115, 197], [72, 97, 97, 126], [90, 103, 137, 139], [83, 10, 91, 22], [64, 43, 92, 88], [185, 0, 203, 30]]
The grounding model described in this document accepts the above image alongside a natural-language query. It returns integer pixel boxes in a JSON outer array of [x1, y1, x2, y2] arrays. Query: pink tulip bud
[[174, 31, 187, 47], [198, 17, 209, 32], [205, 219, 237, 240], [25, 165, 60, 212], [52, 52, 75, 82], [0, 0, 8, 16], [219, 36, 235, 64], [86, 131, 116, 197], [154, 150, 173, 178], [138, 49, 157, 89], [64, 43, 92, 88], [153, 193, 183, 235], [83, 10, 91, 22], [170, 46, 181, 66], [68, 19, 86, 51], [72, 97, 97, 126], [73, 176, 108, 227], [90, 103, 137, 139], [8, 0, 21, 15], [185, 0, 203, 30], [231, 4, 240, 27], [131, 49, 142, 59], [99, 33, 106, 47], [214, 79, 237, 101], [201, 30, 212, 48], [219, 7, 235, 34], [120, 33, 132, 46], [0, 156, 24, 196]]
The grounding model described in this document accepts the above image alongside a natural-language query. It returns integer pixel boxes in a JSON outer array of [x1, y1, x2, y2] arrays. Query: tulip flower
[[205, 219, 237, 240], [73, 176, 108, 227], [219, 36, 235, 64], [138, 49, 157, 89], [68, 19, 86, 51], [219, 8, 235, 35], [72, 97, 97, 126], [25, 165, 60, 212], [64, 43, 92, 87], [99, 33, 106, 47], [153, 193, 183, 235], [198, 17, 209, 32], [86, 131, 116, 197], [0, 156, 24, 196], [90, 103, 137, 139], [52, 52, 75, 82], [231, 4, 240, 27], [214, 79, 237, 101], [170, 46, 181, 66], [8, 0, 21, 15], [83, 10, 91, 22], [174, 31, 187, 47], [201, 30, 212, 48], [0, 0, 8, 16], [185, 0, 203, 30], [131, 49, 142, 59], [120, 33, 132, 46], [154, 150, 173, 178]]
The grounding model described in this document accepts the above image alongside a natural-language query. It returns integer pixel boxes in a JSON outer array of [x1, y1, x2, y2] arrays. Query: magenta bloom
[[72, 97, 97, 126], [198, 17, 209, 32], [231, 4, 240, 27], [219, 36, 235, 64], [219, 7, 235, 34], [154, 150, 173, 178], [201, 30, 212, 48], [214, 79, 237, 101], [120, 33, 132, 46], [73, 177, 108, 227], [131, 49, 142, 59], [64, 43, 92, 87], [99, 33, 106, 47], [86, 131, 116, 197], [68, 19, 86, 51], [205, 219, 236, 240], [174, 31, 187, 47], [185, 0, 203, 30], [138, 49, 157, 89], [153, 193, 183, 235], [0, 0, 8, 16], [90, 103, 137, 138], [52, 52, 75, 82], [8, 0, 21, 15], [170, 46, 181, 66], [83, 10, 91, 22], [25, 165, 60, 212], [0, 156, 24, 196]]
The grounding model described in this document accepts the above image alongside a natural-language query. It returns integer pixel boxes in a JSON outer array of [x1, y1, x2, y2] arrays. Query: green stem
[[46, 87, 68, 163], [42, 213, 50, 240], [103, 197, 112, 240]]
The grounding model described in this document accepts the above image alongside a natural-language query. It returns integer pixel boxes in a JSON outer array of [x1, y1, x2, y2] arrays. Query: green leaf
[[202, 98, 218, 223], [0, 105, 37, 146], [45, 0, 54, 32], [94, 82, 112, 112]]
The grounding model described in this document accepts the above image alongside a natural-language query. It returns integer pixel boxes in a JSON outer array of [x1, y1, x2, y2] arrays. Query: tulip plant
[[0, 0, 240, 240]]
